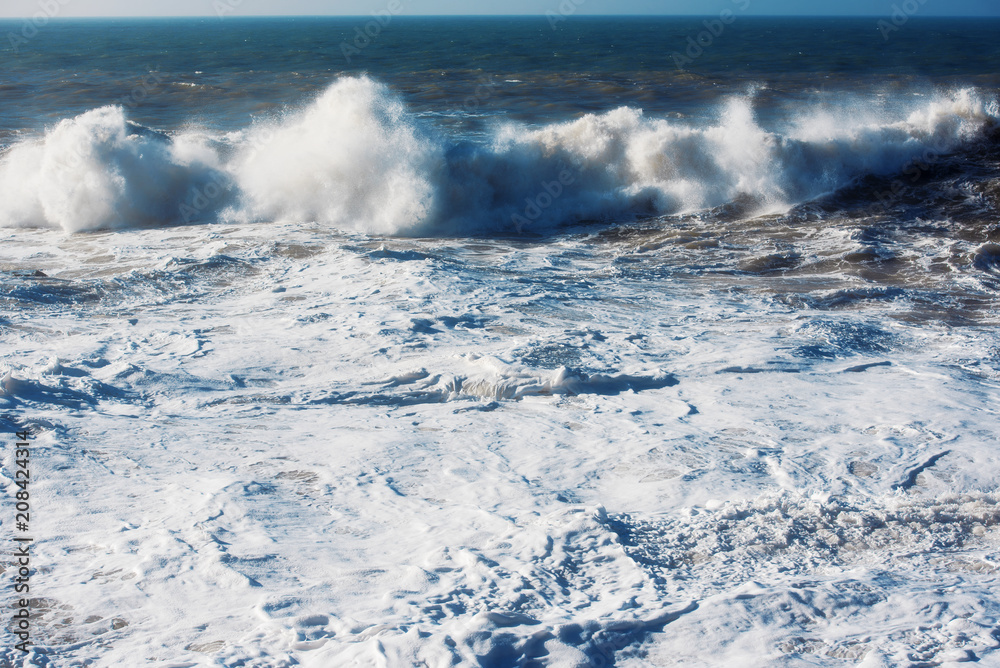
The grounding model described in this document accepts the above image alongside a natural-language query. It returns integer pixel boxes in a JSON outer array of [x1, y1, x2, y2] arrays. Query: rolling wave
[[0, 76, 996, 235]]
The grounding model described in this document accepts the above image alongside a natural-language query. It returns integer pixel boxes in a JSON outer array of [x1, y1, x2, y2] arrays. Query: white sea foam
[[3, 215, 1000, 667], [233, 77, 444, 235], [326, 355, 678, 405], [0, 106, 230, 233], [0, 77, 995, 234]]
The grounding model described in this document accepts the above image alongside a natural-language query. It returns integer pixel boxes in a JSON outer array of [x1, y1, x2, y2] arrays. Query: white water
[[1, 77, 996, 235], [2, 213, 999, 665]]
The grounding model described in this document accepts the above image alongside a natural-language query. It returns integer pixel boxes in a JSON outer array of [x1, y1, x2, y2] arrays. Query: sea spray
[[0, 106, 230, 232], [233, 77, 443, 235], [0, 77, 995, 235]]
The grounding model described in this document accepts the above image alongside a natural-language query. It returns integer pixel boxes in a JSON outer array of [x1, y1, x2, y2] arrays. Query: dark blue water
[[2, 17, 999, 133], [0, 15, 998, 271]]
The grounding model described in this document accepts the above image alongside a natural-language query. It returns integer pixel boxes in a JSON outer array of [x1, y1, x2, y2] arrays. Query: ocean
[[2, 14, 1000, 666]]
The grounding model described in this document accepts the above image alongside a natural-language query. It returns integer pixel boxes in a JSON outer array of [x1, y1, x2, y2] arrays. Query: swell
[[0, 76, 996, 235]]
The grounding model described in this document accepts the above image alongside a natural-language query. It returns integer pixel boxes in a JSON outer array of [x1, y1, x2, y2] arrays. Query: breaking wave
[[1, 76, 996, 235]]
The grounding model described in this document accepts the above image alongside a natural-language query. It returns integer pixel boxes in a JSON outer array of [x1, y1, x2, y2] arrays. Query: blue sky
[[1, 0, 998, 17]]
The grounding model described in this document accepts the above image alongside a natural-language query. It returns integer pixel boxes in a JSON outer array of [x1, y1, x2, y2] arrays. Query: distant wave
[[0, 76, 996, 235]]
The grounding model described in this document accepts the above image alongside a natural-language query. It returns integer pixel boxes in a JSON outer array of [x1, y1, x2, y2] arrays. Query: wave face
[[0, 106, 232, 233], [235, 77, 444, 235], [0, 77, 996, 235]]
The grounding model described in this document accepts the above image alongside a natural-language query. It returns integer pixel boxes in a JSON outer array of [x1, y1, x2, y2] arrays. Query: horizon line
[[2, 13, 999, 19]]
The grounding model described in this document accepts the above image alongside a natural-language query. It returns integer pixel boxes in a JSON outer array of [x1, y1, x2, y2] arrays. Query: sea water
[[2, 16, 1000, 666]]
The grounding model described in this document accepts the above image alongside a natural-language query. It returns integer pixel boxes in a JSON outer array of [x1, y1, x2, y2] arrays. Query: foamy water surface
[[2, 16, 1000, 667]]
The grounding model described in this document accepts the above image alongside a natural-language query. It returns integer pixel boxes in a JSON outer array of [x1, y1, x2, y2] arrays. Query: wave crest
[[0, 77, 995, 234], [0, 106, 230, 233]]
